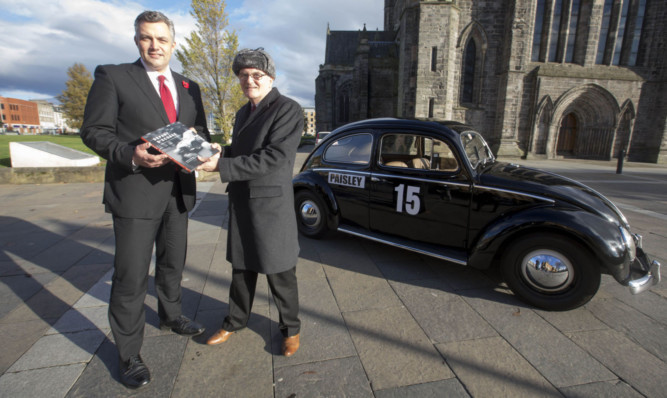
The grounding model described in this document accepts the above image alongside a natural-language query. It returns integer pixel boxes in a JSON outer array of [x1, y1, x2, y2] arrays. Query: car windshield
[[460, 130, 494, 169]]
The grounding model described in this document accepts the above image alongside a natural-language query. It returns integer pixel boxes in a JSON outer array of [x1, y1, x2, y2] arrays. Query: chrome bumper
[[628, 259, 661, 295], [627, 234, 661, 294]]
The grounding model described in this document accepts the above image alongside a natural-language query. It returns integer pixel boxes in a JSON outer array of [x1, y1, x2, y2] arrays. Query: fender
[[293, 172, 340, 229], [468, 206, 632, 283]]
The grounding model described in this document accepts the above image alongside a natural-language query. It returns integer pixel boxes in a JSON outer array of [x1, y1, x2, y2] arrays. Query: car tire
[[295, 190, 331, 239], [501, 234, 601, 311]]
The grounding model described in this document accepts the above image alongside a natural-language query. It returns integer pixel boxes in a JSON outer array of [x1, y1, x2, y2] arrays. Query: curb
[[0, 167, 220, 184]]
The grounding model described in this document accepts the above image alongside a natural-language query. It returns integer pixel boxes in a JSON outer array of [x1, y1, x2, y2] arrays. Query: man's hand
[[133, 142, 170, 168], [196, 143, 222, 172]]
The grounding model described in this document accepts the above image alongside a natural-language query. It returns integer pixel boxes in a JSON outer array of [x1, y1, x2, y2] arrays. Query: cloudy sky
[[0, 0, 384, 107]]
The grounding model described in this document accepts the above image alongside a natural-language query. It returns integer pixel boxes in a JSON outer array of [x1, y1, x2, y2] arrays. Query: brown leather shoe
[[206, 329, 234, 345], [282, 333, 300, 357]]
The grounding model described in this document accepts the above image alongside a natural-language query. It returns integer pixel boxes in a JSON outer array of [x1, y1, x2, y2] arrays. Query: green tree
[[57, 63, 92, 130], [176, 0, 245, 142]]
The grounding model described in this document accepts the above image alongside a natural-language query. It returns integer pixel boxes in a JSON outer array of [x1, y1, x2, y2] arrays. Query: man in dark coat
[[197, 48, 303, 357], [80, 10, 207, 388]]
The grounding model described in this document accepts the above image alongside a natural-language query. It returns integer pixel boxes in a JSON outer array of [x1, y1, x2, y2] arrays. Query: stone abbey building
[[315, 0, 667, 163]]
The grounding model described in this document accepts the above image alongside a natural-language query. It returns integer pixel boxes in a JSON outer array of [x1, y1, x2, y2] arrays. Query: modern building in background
[[52, 104, 70, 133], [32, 99, 58, 133], [0, 97, 72, 134], [316, 0, 667, 163], [0, 97, 41, 134]]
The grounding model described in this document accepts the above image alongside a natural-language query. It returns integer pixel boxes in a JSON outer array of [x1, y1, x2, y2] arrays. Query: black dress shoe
[[119, 355, 151, 389], [160, 315, 205, 336]]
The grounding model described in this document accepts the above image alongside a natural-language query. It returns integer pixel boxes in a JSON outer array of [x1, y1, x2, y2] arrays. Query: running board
[[337, 225, 468, 265]]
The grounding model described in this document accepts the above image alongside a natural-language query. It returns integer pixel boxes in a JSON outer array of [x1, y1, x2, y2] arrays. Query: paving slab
[[436, 336, 562, 397], [343, 305, 454, 390], [423, 255, 498, 291], [0, 364, 87, 398], [374, 256, 440, 282], [374, 378, 470, 398], [534, 305, 608, 333], [66, 335, 187, 398], [465, 288, 617, 388], [8, 329, 108, 372], [320, 237, 403, 313], [274, 357, 374, 398], [586, 296, 667, 361], [72, 270, 112, 309], [171, 306, 274, 398], [568, 329, 667, 398], [272, 272, 357, 367], [389, 278, 497, 344], [46, 306, 110, 335], [558, 380, 643, 398], [0, 272, 58, 313], [0, 318, 52, 374]]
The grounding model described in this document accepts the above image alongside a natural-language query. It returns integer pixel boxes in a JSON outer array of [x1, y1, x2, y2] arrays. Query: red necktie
[[158, 75, 177, 123]]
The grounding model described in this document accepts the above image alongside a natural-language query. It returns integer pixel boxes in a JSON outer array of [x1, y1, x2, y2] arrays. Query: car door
[[319, 132, 374, 229], [369, 131, 471, 249]]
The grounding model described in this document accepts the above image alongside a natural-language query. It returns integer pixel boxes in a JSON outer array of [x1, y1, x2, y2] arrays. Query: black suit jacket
[[81, 59, 209, 218]]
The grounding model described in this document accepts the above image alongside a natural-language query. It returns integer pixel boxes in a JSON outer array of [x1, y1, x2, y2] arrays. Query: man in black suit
[[197, 48, 303, 357], [81, 10, 208, 389]]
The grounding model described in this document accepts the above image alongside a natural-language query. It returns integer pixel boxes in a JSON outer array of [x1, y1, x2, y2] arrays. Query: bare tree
[[176, 0, 246, 142]]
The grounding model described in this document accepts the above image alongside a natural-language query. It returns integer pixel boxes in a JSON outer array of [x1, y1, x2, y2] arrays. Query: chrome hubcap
[[520, 249, 574, 292], [299, 200, 321, 229]]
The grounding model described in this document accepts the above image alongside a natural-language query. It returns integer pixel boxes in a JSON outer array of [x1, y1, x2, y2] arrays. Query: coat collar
[[234, 88, 281, 138]]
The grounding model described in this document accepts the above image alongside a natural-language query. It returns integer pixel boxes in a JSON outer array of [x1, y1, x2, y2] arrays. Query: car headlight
[[620, 226, 636, 261]]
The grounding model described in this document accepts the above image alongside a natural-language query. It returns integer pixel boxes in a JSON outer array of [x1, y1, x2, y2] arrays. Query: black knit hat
[[232, 48, 276, 78]]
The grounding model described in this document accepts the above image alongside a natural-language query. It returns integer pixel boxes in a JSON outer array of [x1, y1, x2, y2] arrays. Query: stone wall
[[316, 0, 667, 162]]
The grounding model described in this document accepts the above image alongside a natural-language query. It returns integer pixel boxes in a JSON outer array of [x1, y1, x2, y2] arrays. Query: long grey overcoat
[[218, 88, 303, 274]]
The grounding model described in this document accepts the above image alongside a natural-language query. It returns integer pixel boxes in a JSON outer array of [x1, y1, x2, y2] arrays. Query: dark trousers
[[109, 194, 188, 362], [222, 267, 300, 337]]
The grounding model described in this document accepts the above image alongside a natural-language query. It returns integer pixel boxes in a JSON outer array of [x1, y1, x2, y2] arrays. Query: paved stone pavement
[[0, 148, 666, 397]]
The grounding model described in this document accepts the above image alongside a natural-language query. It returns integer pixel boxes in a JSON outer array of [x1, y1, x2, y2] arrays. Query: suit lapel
[[233, 104, 252, 141], [172, 72, 189, 122], [127, 59, 170, 125]]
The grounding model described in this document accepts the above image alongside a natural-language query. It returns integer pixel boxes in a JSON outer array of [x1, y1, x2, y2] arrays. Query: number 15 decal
[[395, 184, 421, 215]]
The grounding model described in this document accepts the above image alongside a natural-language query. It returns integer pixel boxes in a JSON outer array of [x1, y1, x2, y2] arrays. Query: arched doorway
[[548, 84, 619, 160], [557, 113, 577, 156]]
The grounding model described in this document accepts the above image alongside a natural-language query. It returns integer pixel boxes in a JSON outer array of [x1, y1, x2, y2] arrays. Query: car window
[[460, 130, 494, 169], [323, 133, 373, 164], [430, 138, 459, 172], [379, 133, 458, 172]]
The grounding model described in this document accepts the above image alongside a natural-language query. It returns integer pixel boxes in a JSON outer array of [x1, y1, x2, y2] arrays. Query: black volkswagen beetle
[[293, 118, 661, 310]]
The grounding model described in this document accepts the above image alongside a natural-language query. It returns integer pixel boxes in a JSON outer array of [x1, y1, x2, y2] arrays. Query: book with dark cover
[[141, 122, 219, 172]]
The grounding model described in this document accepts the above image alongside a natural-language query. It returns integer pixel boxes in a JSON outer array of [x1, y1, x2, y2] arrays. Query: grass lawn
[[1, 133, 306, 168], [0, 134, 229, 168]]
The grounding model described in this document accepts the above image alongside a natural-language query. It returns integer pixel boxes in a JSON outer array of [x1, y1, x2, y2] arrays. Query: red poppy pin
[[182, 81, 190, 89]]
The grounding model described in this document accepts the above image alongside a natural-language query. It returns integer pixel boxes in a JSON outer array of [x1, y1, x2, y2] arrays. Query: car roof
[[330, 118, 475, 137]]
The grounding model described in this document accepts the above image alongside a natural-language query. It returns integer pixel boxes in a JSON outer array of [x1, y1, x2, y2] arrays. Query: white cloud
[[0, 0, 384, 107], [230, 0, 384, 105]]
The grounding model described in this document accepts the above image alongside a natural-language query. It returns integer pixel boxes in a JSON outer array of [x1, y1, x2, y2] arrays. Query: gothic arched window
[[596, 0, 646, 66], [461, 39, 476, 104]]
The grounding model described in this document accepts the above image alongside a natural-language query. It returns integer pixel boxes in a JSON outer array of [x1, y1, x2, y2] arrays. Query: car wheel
[[501, 234, 601, 311], [295, 190, 331, 239]]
